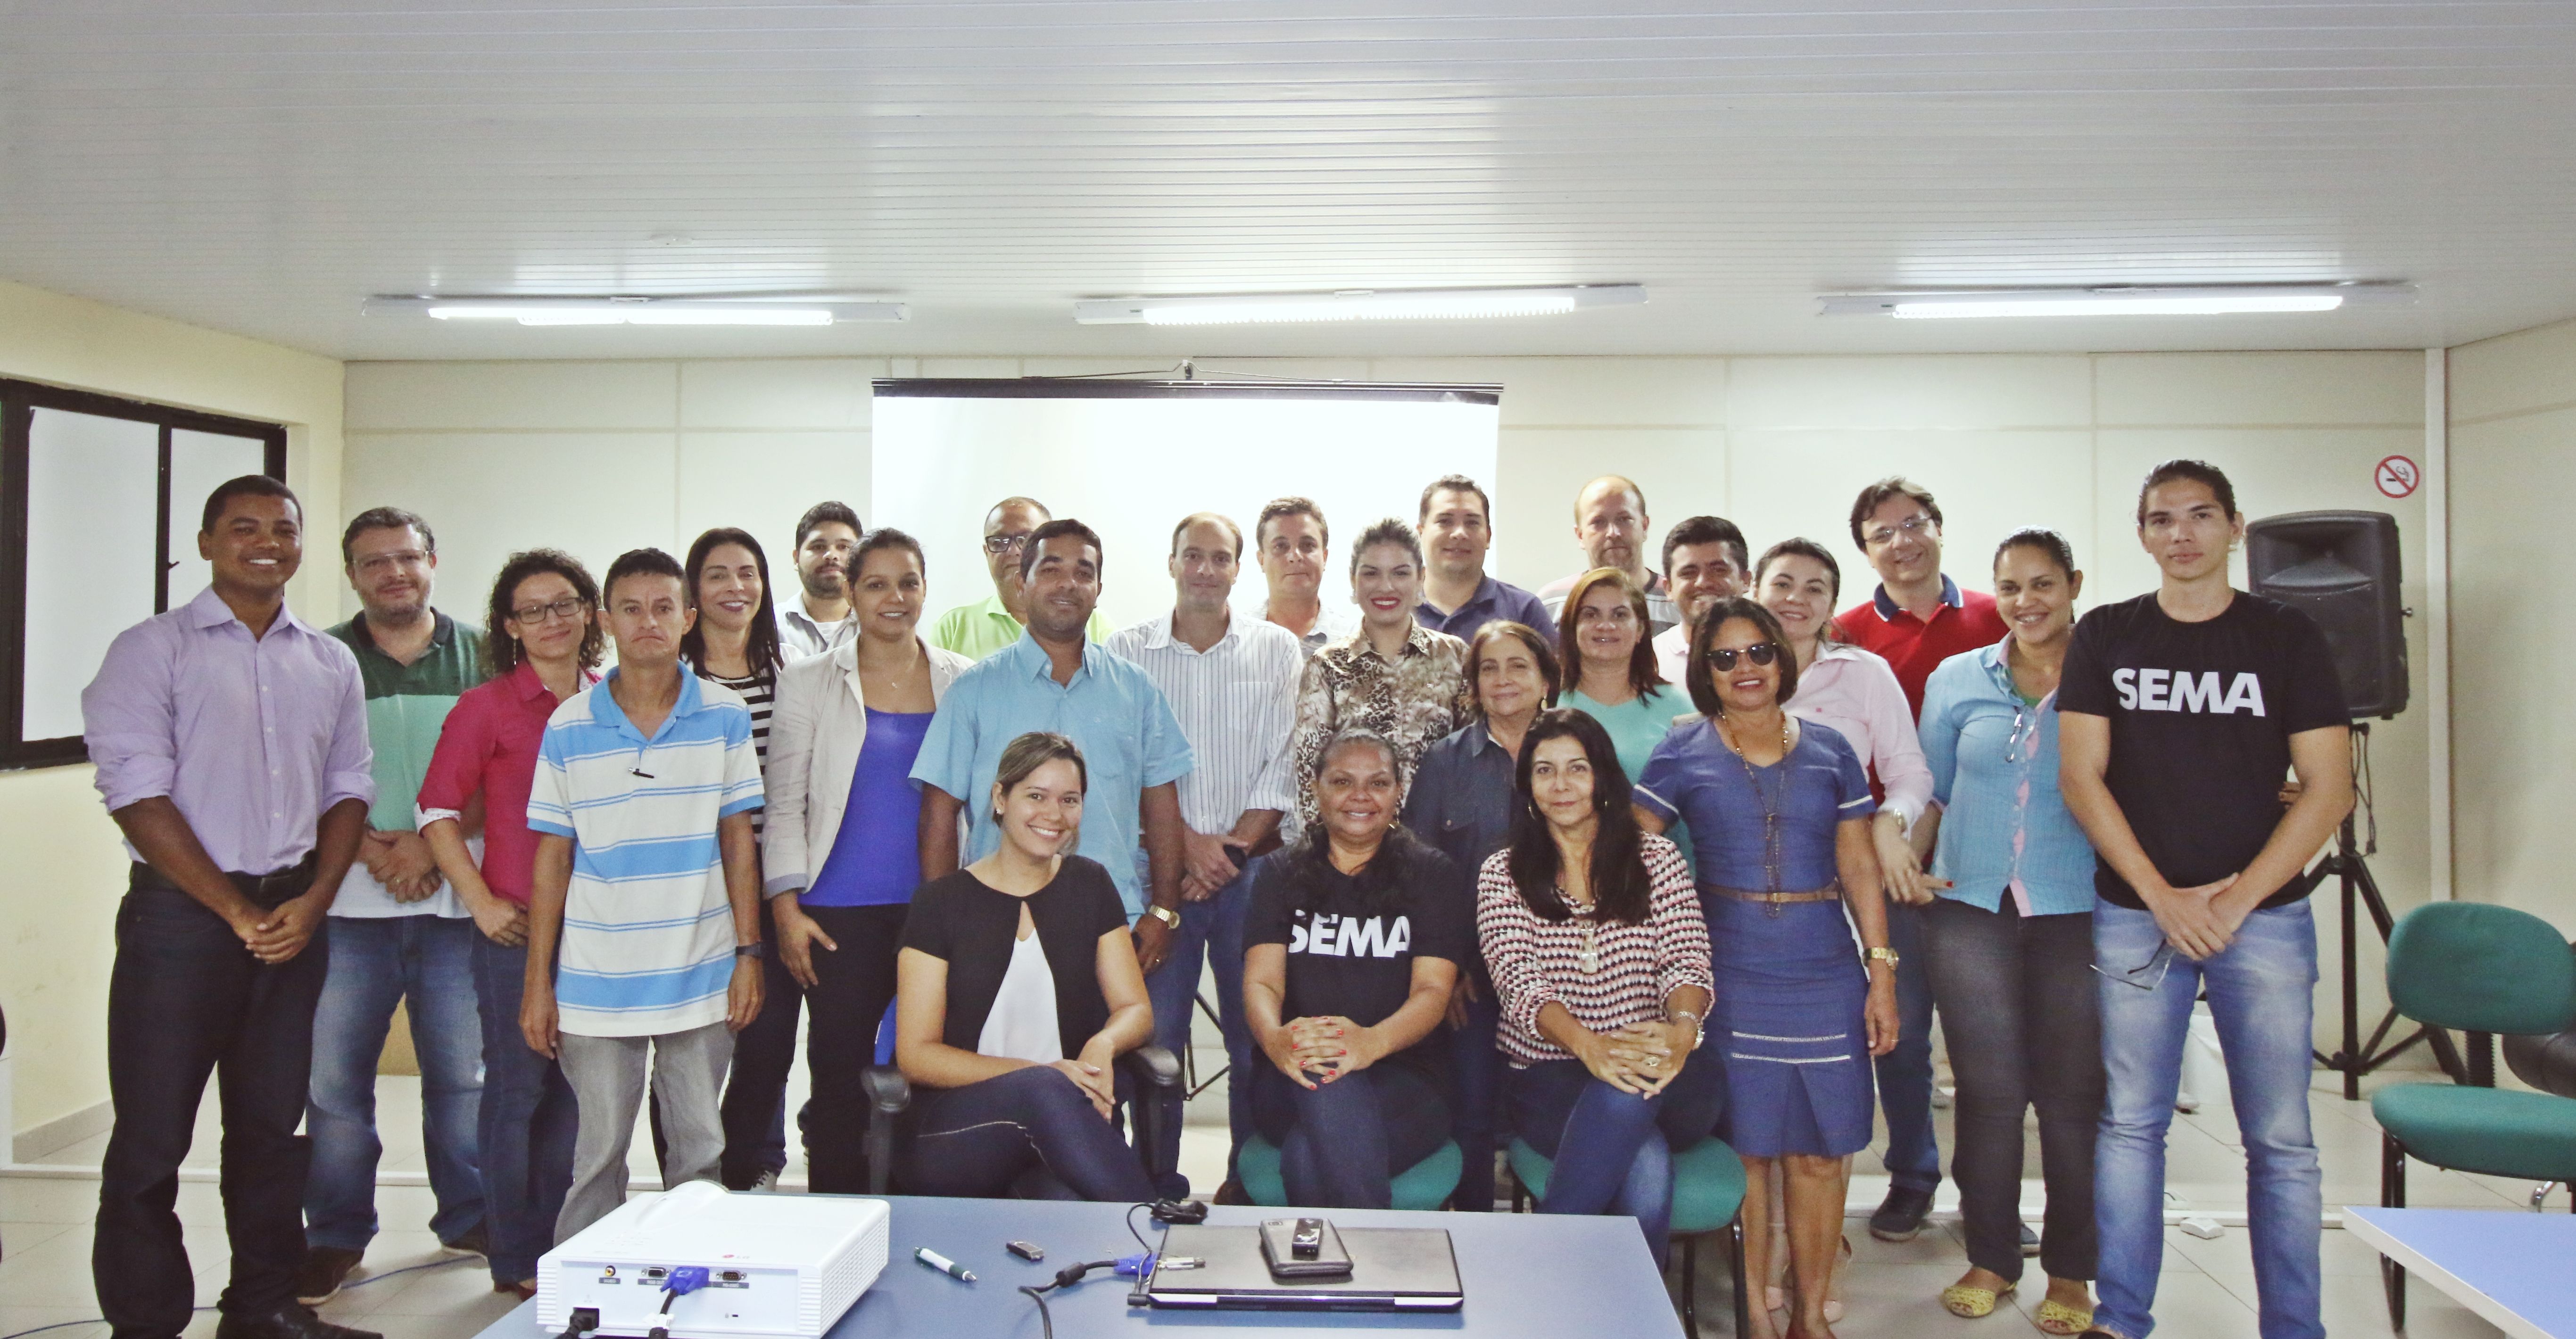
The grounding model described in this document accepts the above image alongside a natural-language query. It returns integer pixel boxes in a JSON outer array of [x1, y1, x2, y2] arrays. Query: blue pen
[[914, 1247, 977, 1282]]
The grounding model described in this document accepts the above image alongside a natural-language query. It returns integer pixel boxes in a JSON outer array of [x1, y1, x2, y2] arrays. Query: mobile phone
[[1259, 1217, 1352, 1279]]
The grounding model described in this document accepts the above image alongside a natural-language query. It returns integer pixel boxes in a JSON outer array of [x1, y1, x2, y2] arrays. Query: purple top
[[83, 586, 375, 874]]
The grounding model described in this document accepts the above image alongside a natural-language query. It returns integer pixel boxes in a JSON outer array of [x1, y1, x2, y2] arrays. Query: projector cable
[[1017, 1259, 1125, 1339]]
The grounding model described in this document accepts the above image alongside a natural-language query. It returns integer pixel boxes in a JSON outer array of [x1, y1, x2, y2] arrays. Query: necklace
[[1719, 712, 1794, 913], [1562, 890, 1600, 972]]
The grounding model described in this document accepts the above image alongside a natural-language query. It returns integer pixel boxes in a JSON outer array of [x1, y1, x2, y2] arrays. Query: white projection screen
[[870, 380, 1502, 632]]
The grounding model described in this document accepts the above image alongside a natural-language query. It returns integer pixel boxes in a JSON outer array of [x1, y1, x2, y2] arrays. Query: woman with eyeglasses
[[1912, 529, 2100, 1334], [1636, 597, 1898, 1339], [416, 550, 603, 1299]]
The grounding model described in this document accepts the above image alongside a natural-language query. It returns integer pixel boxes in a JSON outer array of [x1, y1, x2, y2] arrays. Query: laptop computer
[[1136, 1223, 1464, 1312]]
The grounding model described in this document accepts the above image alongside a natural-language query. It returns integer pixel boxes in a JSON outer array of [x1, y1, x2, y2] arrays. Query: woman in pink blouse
[[414, 549, 602, 1299], [1476, 709, 1715, 1267]]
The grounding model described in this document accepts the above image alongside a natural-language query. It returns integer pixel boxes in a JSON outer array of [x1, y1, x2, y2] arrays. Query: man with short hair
[[297, 508, 490, 1304], [1649, 515, 1750, 683], [1252, 496, 1356, 654], [778, 501, 863, 661], [1536, 474, 1681, 633], [927, 496, 1111, 660], [1106, 512, 1302, 1197], [521, 548, 767, 1241], [1414, 474, 1556, 645], [2060, 460, 2351, 1339], [914, 519, 1194, 975], [1828, 476, 2004, 1243], [83, 476, 381, 1339]]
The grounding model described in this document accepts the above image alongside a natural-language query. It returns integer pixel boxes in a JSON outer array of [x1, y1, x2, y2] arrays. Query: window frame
[[0, 378, 287, 770]]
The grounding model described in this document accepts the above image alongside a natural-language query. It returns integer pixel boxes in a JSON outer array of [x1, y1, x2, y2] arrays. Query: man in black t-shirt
[[2058, 460, 2351, 1339]]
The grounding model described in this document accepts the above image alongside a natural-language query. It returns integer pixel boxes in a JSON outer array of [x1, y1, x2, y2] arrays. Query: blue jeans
[[1449, 985, 1503, 1211], [305, 915, 486, 1251], [1143, 870, 1255, 1195], [1251, 1062, 1450, 1210], [1509, 1055, 1727, 1267], [903, 1066, 1158, 1202], [1871, 900, 1941, 1195], [469, 934, 579, 1286], [2094, 898, 2322, 1339]]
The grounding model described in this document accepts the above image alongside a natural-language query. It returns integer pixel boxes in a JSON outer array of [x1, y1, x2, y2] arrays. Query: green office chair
[[1507, 1136, 1749, 1336], [2371, 901, 2576, 1330], [1234, 1134, 1465, 1212]]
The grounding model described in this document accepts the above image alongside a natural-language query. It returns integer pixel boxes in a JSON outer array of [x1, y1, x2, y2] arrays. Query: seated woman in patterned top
[[1478, 708, 1717, 1267]]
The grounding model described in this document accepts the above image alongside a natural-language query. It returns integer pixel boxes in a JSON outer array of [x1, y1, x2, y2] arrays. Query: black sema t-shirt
[[1244, 838, 1466, 1076], [898, 856, 1130, 1060], [2057, 591, 2349, 910]]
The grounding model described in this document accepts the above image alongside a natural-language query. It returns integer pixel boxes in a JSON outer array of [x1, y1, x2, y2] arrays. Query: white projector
[[537, 1182, 891, 1338]]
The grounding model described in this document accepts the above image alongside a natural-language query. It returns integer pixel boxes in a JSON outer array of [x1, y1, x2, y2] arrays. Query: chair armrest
[[861, 1065, 911, 1197], [1120, 1044, 1181, 1091], [1119, 1046, 1183, 1194]]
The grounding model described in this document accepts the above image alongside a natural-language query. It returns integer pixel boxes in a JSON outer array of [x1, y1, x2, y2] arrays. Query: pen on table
[[914, 1247, 977, 1282]]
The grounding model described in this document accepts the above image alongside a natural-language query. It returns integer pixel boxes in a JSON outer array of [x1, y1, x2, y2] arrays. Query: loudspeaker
[[2247, 510, 2407, 719]]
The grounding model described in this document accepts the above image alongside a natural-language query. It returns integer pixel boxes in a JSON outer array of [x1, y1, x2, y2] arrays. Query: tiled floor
[[7, 1053, 2559, 1338]]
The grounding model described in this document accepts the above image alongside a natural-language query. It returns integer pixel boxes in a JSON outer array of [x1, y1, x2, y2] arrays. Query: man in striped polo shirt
[[519, 548, 766, 1242], [299, 508, 490, 1304]]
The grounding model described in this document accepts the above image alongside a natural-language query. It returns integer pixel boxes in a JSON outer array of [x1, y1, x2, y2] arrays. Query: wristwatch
[[735, 942, 765, 960], [1866, 946, 1900, 969], [1669, 1009, 1706, 1050], [1144, 905, 1182, 929]]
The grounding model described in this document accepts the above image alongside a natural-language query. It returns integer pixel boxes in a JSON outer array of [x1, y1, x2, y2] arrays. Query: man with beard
[[1536, 475, 1681, 635], [777, 502, 862, 661], [928, 496, 1112, 661]]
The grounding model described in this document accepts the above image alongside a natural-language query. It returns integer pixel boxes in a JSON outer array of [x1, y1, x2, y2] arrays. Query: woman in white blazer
[[761, 527, 972, 1192]]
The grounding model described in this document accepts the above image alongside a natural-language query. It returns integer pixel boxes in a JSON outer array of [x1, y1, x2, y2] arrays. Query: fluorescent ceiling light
[[1074, 285, 1646, 326], [1817, 283, 2414, 319], [366, 295, 905, 327]]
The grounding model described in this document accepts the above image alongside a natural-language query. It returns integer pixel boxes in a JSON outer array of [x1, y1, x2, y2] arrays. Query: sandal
[[1822, 1234, 1854, 1323], [1940, 1281, 2015, 1317], [2035, 1297, 2095, 1335]]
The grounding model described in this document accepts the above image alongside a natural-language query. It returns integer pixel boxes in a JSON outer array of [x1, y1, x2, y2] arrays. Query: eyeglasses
[[1704, 643, 1782, 671], [511, 596, 589, 626], [2090, 943, 2175, 992], [982, 533, 1032, 555], [1864, 515, 1938, 548]]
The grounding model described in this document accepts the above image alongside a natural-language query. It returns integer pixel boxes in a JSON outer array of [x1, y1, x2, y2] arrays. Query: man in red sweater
[[1830, 476, 2009, 1245]]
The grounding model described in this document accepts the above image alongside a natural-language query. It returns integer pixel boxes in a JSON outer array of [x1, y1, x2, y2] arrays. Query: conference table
[[471, 1195, 1686, 1339], [2343, 1206, 2576, 1339]]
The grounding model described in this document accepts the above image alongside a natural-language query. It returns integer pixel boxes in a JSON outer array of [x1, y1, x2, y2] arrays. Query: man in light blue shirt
[[914, 519, 1194, 975]]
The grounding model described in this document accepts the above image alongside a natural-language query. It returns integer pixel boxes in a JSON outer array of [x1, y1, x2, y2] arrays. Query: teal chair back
[[2387, 902, 2576, 1035], [1236, 1134, 1465, 1213], [1506, 1136, 1747, 1234]]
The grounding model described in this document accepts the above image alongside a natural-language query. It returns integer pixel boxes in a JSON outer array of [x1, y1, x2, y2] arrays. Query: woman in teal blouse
[[1555, 568, 1692, 864]]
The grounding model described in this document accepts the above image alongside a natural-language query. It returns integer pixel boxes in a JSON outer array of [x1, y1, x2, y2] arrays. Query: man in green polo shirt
[[296, 507, 490, 1304], [926, 495, 1110, 660]]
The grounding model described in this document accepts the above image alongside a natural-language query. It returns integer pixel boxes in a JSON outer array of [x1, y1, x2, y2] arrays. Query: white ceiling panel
[[3, 0, 2573, 358]]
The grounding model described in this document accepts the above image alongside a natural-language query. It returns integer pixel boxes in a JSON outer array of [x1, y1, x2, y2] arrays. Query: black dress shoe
[[214, 1304, 382, 1339], [292, 1247, 364, 1306], [440, 1224, 489, 1257], [1868, 1185, 1934, 1242]]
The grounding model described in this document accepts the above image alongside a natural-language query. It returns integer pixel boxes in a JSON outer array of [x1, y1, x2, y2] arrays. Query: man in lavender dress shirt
[[81, 475, 381, 1339]]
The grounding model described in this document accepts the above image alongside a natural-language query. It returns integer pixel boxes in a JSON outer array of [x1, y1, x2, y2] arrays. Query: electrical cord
[[0, 1256, 477, 1339], [1016, 1259, 1123, 1339]]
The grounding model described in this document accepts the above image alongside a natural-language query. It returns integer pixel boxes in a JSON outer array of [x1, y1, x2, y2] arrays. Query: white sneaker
[[747, 1169, 781, 1193]]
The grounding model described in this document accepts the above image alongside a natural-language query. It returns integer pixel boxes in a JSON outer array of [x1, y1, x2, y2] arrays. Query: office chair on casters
[[1507, 1136, 1749, 1337], [2369, 901, 2576, 1331], [857, 1045, 1183, 1197]]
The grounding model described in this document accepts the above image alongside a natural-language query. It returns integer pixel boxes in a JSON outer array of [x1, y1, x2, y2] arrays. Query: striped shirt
[[1475, 835, 1713, 1067], [527, 669, 764, 1038], [699, 664, 776, 836], [328, 611, 487, 919], [1103, 612, 1302, 838]]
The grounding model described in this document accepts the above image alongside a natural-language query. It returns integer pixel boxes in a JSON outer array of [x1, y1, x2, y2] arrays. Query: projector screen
[[870, 380, 1502, 633]]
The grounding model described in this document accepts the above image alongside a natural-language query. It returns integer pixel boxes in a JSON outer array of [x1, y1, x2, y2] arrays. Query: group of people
[[82, 457, 2352, 1339]]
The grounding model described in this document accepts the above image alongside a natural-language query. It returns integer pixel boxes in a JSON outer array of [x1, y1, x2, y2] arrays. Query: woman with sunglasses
[[1636, 597, 1898, 1339], [1912, 529, 2100, 1334]]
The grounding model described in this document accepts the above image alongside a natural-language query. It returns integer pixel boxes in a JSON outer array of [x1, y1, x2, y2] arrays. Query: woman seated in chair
[[1243, 727, 1464, 1209], [1479, 709, 1719, 1267], [892, 730, 1158, 1201]]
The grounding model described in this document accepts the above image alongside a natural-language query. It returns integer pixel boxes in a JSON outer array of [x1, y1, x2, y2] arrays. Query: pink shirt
[[1784, 641, 1933, 825], [414, 659, 596, 905]]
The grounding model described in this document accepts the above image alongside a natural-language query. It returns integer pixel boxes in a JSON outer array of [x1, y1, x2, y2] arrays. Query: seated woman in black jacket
[[1243, 727, 1464, 1209], [892, 730, 1157, 1200]]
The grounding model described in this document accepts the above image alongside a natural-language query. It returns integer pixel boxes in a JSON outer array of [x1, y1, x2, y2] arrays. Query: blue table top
[[474, 1196, 1685, 1339], [2344, 1207, 2576, 1339]]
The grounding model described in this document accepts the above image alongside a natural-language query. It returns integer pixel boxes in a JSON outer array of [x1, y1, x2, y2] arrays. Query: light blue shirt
[[1917, 636, 2097, 917], [911, 632, 1195, 919]]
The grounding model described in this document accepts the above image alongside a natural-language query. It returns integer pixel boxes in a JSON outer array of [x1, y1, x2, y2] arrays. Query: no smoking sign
[[2375, 455, 2420, 499]]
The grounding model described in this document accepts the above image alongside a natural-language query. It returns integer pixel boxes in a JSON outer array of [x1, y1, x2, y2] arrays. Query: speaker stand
[[2306, 725, 2470, 1099]]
